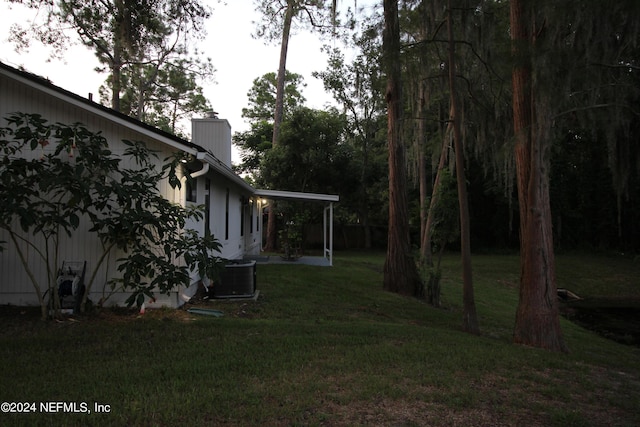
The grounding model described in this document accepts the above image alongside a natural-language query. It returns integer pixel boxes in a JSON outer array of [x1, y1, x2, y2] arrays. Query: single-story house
[[0, 61, 338, 309]]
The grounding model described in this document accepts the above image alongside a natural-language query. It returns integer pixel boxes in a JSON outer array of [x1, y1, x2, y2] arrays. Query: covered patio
[[254, 189, 339, 266]]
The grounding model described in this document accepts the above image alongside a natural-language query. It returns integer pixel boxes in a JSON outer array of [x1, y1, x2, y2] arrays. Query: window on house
[[186, 179, 197, 202], [240, 200, 245, 237], [204, 179, 211, 236]]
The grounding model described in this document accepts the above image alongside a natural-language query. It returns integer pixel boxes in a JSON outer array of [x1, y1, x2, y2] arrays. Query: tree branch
[[553, 103, 640, 119], [589, 62, 640, 71]]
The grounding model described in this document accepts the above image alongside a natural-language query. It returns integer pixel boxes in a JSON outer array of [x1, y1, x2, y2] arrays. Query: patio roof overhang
[[254, 189, 339, 203], [254, 189, 339, 266]]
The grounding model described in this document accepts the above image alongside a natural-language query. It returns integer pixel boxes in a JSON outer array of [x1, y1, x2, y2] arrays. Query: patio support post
[[329, 202, 334, 266], [323, 204, 327, 260], [323, 202, 334, 266]]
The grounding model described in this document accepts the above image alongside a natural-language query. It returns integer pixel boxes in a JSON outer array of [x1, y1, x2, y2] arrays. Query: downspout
[[177, 155, 210, 306], [191, 162, 210, 179]]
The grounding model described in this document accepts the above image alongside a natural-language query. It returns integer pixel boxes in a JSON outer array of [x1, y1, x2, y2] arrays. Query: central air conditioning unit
[[210, 260, 257, 298]]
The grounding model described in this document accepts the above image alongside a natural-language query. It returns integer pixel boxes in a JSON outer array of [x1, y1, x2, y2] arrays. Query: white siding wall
[[191, 177, 260, 260], [1, 68, 263, 309], [0, 71, 185, 308], [190, 115, 262, 259]]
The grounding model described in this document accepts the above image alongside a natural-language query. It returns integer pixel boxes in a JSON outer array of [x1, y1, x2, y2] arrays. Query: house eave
[[196, 152, 255, 194], [0, 61, 202, 156]]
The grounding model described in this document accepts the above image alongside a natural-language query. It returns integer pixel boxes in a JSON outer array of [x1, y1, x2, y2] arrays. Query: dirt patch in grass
[[0, 293, 267, 325], [0, 304, 199, 326], [93, 306, 199, 322], [183, 295, 265, 319]]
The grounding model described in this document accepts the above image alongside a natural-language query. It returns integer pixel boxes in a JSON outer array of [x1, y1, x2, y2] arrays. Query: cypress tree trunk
[[447, 1, 479, 334], [382, 0, 422, 296], [421, 109, 450, 266], [110, 0, 127, 112], [510, 0, 567, 352], [417, 82, 431, 266]]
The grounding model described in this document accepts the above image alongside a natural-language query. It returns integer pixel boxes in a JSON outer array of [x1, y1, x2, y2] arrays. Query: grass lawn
[[0, 252, 639, 426]]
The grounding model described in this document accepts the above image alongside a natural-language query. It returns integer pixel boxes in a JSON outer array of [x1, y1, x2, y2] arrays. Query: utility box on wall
[[210, 260, 256, 298]]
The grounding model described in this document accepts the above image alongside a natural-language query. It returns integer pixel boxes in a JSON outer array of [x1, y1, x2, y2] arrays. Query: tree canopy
[[7, 0, 215, 135], [241, 71, 307, 124]]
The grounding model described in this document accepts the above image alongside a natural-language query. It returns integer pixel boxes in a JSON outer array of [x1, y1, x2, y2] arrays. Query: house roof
[[1, 61, 257, 193], [0, 61, 204, 155], [0, 61, 338, 203]]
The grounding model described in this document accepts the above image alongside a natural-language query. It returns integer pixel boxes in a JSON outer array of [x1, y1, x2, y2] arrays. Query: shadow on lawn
[[3, 294, 640, 349]]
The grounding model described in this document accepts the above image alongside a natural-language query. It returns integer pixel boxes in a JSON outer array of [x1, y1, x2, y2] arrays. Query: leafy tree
[[258, 106, 355, 253], [0, 112, 223, 320], [242, 71, 306, 124], [6, 0, 214, 131], [400, 0, 451, 267], [545, 0, 640, 251], [253, 0, 347, 250], [399, 0, 512, 301], [233, 71, 306, 176], [259, 107, 353, 194], [397, 1, 522, 323], [314, 12, 388, 248], [550, 130, 624, 250], [253, 0, 352, 144], [120, 57, 214, 136], [233, 120, 274, 176]]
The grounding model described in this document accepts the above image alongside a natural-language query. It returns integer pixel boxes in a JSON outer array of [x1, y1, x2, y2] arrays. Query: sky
[[0, 1, 366, 160]]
